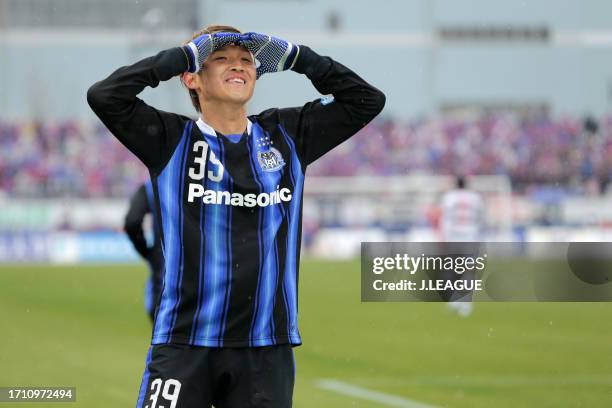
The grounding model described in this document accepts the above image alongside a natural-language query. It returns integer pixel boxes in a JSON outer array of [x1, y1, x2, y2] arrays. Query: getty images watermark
[[371, 252, 486, 292], [361, 242, 612, 302]]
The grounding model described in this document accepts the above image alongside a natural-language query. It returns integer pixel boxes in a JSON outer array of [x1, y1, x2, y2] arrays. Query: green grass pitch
[[1, 260, 611, 407]]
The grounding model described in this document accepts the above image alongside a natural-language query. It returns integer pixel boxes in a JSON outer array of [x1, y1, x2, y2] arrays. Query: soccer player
[[87, 25, 385, 407], [439, 176, 484, 316], [440, 176, 484, 243], [124, 181, 164, 323]]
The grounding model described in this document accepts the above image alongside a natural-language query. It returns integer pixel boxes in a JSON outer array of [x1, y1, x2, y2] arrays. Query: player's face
[[198, 44, 256, 105]]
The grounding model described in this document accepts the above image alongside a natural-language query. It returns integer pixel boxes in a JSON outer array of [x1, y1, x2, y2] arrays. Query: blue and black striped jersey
[[88, 45, 385, 347]]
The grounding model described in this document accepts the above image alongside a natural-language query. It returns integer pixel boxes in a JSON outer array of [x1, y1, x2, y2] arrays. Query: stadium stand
[[2, 113, 610, 198]]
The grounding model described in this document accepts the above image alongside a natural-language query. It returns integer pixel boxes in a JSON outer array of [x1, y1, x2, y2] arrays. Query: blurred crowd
[[1, 113, 611, 198], [309, 112, 612, 194], [0, 120, 145, 198]]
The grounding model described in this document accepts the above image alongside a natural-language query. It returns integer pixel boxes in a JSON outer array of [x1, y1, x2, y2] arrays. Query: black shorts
[[135, 344, 295, 408]]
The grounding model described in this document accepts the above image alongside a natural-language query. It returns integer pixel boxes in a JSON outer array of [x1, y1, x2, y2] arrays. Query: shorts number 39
[[145, 378, 182, 408]]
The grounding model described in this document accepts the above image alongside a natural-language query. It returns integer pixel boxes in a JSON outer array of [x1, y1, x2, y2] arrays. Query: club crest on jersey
[[257, 147, 285, 172]]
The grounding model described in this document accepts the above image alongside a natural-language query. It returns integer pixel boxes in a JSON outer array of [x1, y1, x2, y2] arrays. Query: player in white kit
[[439, 176, 484, 316]]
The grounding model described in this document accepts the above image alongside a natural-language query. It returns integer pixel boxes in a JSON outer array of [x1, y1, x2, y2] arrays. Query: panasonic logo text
[[188, 184, 292, 207]]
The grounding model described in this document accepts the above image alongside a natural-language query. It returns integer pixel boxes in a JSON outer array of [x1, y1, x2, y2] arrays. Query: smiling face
[[189, 44, 256, 109]]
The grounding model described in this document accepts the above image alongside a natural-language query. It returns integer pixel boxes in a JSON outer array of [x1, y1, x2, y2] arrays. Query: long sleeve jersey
[[87, 45, 385, 347]]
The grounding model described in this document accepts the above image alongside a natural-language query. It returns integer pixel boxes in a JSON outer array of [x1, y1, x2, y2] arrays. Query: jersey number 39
[[145, 378, 181, 408]]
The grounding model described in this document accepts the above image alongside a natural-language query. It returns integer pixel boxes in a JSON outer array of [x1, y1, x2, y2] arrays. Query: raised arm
[[86, 32, 240, 170], [240, 32, 386, 165], [86, 47, 190, 170], [289, 45, 386, 164]]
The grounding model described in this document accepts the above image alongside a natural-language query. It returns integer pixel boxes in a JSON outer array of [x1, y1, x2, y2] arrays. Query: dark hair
[[182, 24, 242, 113], [456, 176, 466, 189]]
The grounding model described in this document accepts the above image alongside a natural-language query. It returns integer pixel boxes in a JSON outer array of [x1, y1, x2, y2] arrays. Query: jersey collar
[[196, 117, 253, 137]]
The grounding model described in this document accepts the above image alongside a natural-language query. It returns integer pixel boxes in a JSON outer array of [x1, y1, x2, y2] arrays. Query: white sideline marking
[[316, 379, 440, 408], [346, 375, 612, 387]]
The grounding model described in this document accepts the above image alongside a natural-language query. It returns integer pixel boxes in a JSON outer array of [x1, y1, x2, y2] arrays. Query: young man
[[88, 25, 385, 408], [124, 181, 163, 322]]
